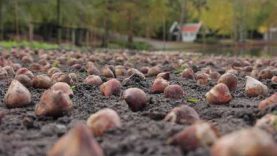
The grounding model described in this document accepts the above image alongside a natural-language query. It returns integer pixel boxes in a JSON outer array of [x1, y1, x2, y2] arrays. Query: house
[[264, 27, 277, 41], [169, 22, 202, 42]]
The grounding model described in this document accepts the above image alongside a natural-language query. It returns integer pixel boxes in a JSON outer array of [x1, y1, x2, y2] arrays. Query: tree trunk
[[14, 0, 19, 41], [57, 0, 62, 44], [71, 28, 76, 45], [0, 0, 3, 40], [28, 22, 33, 42]]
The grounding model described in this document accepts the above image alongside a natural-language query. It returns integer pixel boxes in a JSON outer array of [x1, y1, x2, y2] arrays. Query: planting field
[[0, 49, 276, 156]]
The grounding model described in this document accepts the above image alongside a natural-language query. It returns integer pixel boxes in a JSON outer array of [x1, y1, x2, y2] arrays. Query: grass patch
[[187, 97, 200, 104], [0, 40, 78, 50]]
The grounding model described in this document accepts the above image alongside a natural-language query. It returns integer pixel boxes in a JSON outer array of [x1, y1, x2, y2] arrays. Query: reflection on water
[[196, 45, 277, 57]]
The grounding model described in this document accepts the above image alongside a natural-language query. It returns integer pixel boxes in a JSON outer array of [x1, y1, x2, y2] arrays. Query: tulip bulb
[[87, 108, 121, 136], [147, 66, 161, 77], [156, 72, 170, 80], [181, 68, 195, 79], [123, 88, 147, 112], [258, 69, 273, 80], [217, 73, 238, 91], [196, 73, 209, 86], [258, 93, 277, 111], [32, 75, 52, 89], [164, 105, 200, 124], [151, 78, 169, 93], [164, 85, 185, 99], [100, 79, 121, 96], [4, 80, 32, 108], [16, 67, 34, 79], [168, 122, 219, 152], [211, 128, 277, 156], [245, 76, 268, 97], [48, 123, 104, 156], [14, 74, 33, 87], [115, 65, 126, 77], [101, 66, 115, 78], [35, 89, 73, 117], [84, 75, 103, 86], [209, 71, 221, 81], [255, 114, 277, 134], [272, 76, 277, 83], [206, 83, 232, 105], [0, 68, 8, 80], [51, 82, 74, 97]]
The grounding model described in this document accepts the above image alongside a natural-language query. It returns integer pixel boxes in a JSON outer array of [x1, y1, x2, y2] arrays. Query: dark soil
[[0, 50, 276, 156]]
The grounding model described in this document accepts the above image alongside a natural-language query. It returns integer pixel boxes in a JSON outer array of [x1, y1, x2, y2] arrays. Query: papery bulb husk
[[206, 83, 232, 105], [181, 68, 195, 79], [14, 74, 33, 87], [4, 80, 32, 108], [32, 75, 52, 89], [51, 82, 73, 97], [147, 66, 161, 77], [123, 88, 147, 112], [99, 79, 121, 96], [87, 108, 121, 136], [156, 72, 170, 80], [164, 105, 200, 124], [101, 66, 115, 78], [211, 128, 277, 156], [168, 122, 219, 152], [35, 89, 73, 117], [217, 73, 238, 91], [48, 123, 104, 156], [196, 73, 209, 86], [151, 78, 169, 93], [115, 65, 126, 77], [245, 76, 268, 97], [84, 75, 103, 86], [255, 114, 277, 135], [164, 85, 185, 99], [258, 93, 277, 111]]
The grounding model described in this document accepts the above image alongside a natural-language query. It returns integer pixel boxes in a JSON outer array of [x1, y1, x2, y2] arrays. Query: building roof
[[181, 23, 202, 33]]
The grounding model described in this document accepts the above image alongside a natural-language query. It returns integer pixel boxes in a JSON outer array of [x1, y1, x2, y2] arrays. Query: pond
[[194, 44, 277, 57]]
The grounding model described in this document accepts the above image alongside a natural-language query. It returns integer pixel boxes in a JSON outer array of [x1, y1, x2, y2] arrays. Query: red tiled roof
[[181, 23, 201, 33]]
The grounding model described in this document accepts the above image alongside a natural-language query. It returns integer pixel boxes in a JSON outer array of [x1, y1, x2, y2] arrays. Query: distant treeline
[[0, 0, 276, 47]]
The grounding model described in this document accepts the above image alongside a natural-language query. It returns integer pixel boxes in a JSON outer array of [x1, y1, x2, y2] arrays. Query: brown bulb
[[156, 72, 170, 80], [115, 65, 126, 77], [211, 128, 277, 156], [32, 75, 52, 89], [258, 93, 277, 111], [164, 105, 200, 124], [151, 78, 169, 93], [87, 108, 121, 136], [209, 71, 221, 81], [16, 67, 34, 79], [4, 80, 32, 108], [258, 69, 273, 80], [84, 75, 103, 86], [147, 66, 161, 77], [168, 122, 219, 152], [123, 88, 147, 112], [101, 66, 115, 78], [255, 114, 277, 135], [217, 73, 238, 91], [35, 89, 73, 117], [206, 83, 232, 105], [48, 123, 104, 156], [196, 73, 209, 86], [245, 76, 268, 97], [100, 78, 121, 96], [47, 67, 61, 77], [181, 68, 195, 79], [14, 74, 33, 87], [272, 76, 277, 83], [164, 84, 185, 99], [51, 82, 73, 97]]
